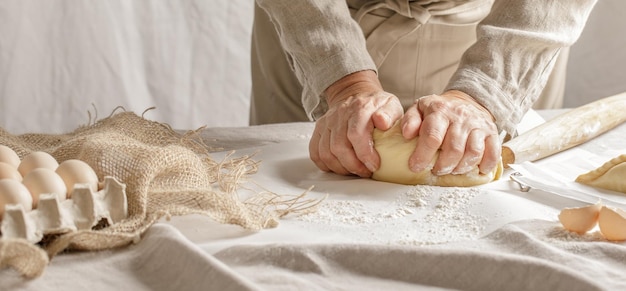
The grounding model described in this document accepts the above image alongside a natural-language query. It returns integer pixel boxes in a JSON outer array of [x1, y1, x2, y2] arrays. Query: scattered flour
[[294, 185, 488, 245], [547, 226, 606, 243], [543, 225, 626, 255], [296, 133, 311, 140]]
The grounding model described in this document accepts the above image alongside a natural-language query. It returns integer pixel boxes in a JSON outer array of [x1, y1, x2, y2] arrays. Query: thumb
[[371, 98, 403, 131]]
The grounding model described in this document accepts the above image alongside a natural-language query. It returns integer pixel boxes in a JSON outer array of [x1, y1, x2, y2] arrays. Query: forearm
[[256, 0, 376, 118], [446, 0, 598, 136]]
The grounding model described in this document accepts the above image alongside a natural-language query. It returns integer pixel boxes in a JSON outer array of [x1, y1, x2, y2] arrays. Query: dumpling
[[576, 154, 626, 193]]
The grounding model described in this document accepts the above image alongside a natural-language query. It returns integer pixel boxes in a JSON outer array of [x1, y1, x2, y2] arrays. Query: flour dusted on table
[[295, 185, 487, 245], [547, 226, 606, 243], [480, 219, 611, 256], [298, 200, 387, 225]]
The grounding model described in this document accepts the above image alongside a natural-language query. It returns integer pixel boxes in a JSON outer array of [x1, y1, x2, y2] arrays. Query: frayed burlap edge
[[0, 239, 49, 279], [0, 107, 324, 279]]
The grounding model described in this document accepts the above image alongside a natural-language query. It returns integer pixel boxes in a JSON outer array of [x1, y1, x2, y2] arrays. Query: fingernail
[[410, 163, 424, 173], [381, 113, 394, 127], [402, 122, 410, 137], [365, 161, 377, 173], [479, 165, 496, 175], [452, 166, 472, 175], [435, 165, 454, 176]]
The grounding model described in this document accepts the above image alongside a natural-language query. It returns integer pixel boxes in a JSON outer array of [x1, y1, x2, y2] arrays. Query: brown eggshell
[[0, 179, 33, 219], [22, 168, 67, 208], [56, 159, 99, 198], [18, 151, 59, 176], [558, 203, 602, 234], [598, 206, 626, 241]]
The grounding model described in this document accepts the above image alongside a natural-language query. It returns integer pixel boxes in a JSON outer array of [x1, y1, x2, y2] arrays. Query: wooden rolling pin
[[502, 91, 626, 168]]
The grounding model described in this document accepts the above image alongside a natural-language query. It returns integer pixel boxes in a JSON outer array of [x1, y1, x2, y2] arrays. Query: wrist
[[442, 90, 495, 121], [324, 70, 382, 107]]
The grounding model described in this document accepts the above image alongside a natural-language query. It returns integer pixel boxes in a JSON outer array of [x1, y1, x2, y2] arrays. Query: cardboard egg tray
[[1, 176, 128, 244]]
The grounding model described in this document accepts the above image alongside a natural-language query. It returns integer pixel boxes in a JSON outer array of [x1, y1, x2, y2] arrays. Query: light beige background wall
[[564, 0, 626, 108], [0, 0, 623, 134]]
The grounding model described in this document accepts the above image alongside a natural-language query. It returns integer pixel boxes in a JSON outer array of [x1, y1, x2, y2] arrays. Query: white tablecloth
[[2, 111, 626, 291]]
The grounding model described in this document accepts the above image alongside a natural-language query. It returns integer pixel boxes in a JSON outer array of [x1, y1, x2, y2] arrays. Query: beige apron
[[250, 0, 568, 125]]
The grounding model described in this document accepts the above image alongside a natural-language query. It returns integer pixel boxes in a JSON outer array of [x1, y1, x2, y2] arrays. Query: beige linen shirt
[[256, 0, 597, 136]]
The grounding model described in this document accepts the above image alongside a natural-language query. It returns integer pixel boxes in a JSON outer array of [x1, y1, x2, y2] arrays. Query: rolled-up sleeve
[[446, 0, 598, 136], [255, 0, 376, 120]]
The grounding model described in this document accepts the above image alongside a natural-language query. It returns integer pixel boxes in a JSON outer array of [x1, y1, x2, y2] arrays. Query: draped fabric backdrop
[[0, 0, 624, 134], [0, 0, 254, 134]]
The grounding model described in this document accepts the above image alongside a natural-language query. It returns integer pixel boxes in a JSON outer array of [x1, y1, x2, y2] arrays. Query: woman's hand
[[309, 70, 403, 177], [400, 90, 500, 176]]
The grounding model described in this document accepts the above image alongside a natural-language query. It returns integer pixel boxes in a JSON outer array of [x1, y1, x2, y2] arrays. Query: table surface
[[2, 109, 626, 291]]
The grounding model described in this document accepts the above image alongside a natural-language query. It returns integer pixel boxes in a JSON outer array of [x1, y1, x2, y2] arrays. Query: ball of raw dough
[[371, 122, 502, 186]]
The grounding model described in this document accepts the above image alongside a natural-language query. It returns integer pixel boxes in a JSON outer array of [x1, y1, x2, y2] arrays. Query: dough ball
[[371, 122, 502, 186]]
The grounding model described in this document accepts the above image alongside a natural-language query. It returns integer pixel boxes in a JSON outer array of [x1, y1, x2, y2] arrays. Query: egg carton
[[1, 176, 128, 244]]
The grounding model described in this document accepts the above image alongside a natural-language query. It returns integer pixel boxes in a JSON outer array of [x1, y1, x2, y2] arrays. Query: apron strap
[[356, 1, 429, 68], [355, 0, 490, 68]]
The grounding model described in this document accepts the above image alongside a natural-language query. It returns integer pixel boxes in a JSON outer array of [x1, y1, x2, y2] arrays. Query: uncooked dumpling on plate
[[371, 122, 502, 186], [576, 154, 626, 193]]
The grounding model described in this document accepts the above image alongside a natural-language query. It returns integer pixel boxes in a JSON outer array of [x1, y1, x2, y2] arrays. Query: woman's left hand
[[400, 90, 500, 176]]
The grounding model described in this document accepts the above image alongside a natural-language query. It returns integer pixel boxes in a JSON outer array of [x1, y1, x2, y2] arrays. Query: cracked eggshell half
[[558, 203, 602, 234], [22, 168, 67, 208], [56, 159, 99, 198], [599, 206, 626, 241], [0, 178, 33, 219]]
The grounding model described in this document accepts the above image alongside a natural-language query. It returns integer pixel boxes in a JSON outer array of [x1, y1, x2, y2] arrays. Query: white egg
[[0, 145, 21, 168], [0, 178, 33, 219], [22, 168, 67, 208], [18, 151, 59, 176], [56, 159, 99, 198], [0, 162, 22, 181]]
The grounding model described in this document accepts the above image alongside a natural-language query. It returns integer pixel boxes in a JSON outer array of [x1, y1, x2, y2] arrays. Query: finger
[[332, 118, 372, 177], [329, 111, 372, 177], [433, 123, 466, 175], [318, 126, 351, 176], [452, 129, 485, 175], [479, 133, 501, 174], [409, 113, 448, 173], [401, 102, 422, 140], [352, 96, 402, 173], [345, 108, 377, 175], [371, 96, 403, 131], [308, 125, 330, 172]]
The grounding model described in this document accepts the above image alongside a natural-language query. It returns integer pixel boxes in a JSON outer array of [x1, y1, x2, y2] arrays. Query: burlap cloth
[[0, 109, 316, 278]]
